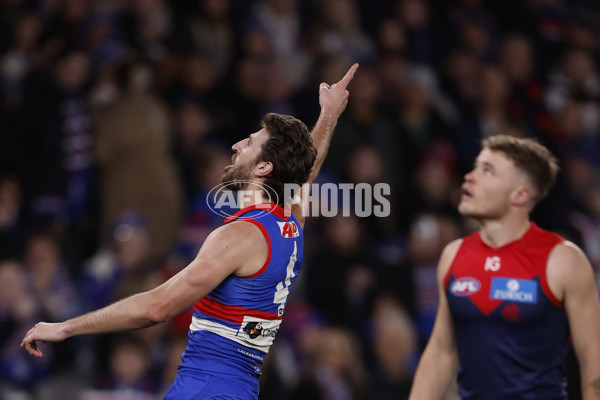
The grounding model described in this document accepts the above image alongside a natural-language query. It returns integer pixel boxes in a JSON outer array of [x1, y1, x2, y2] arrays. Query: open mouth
[[224, 165, 233, 172], [461, 186, 472, 198]]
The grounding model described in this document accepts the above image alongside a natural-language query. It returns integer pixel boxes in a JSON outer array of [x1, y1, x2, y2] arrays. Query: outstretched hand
[[21, 322, 66, 358], [318, 63, 359, 121]]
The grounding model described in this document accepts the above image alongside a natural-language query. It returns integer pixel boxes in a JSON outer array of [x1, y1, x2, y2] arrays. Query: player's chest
[[445, 252, 551, 323]]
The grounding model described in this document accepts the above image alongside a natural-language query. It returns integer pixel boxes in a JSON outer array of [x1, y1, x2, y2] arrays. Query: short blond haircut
[[482, 135, 559, 204]]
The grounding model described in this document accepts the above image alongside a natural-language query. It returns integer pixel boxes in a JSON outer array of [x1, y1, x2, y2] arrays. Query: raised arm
[[409, 239, 462, 400], [292, 63, 358, 226], [548, 242, 600, 400], [308, 63, 358, 185], [21, 221, 267, 357]]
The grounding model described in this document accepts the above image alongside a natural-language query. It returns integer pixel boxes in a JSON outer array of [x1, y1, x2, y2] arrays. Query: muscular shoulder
[[221, 221, 270, 276], [201, 221, 269, 277], [437, 239, 463, 283], [548, 241, 586, 262], [547, 241, 594, 302], [210, 220, 266, 246]]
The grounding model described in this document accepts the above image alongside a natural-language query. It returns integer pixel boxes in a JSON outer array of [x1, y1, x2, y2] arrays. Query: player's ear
[[512, 186, 532, 207], [255, 161, 273, 177]]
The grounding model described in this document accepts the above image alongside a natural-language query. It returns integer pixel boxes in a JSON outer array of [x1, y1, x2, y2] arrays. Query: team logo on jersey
[[484, 256, 501, 272], [501, 303, 520, 321], [450, 277, 481, 296], [277, 221, 299, 238], [490, 278, 537, 303]]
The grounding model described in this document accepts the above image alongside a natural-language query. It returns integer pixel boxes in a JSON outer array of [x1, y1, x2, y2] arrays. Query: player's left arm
[[548, 241, 600, 399]]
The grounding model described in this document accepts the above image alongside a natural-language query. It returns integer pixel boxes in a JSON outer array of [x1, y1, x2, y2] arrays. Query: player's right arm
[[20, 221, 267, 357], [409, 239, 462, 400]]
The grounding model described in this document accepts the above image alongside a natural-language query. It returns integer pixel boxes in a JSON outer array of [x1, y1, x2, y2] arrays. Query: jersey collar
[[477, 221, 537, 250], [224, 203, 291, 223]]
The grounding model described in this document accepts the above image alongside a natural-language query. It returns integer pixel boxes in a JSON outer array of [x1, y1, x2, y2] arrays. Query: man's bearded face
[[221, 158, 255, 191]]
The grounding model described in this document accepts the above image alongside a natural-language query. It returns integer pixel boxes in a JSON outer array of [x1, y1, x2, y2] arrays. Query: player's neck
[[478, 215, 531, 248], [237, 188, 271, 209]]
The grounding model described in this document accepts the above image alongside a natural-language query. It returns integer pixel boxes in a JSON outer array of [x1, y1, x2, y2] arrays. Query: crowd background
[[1, 0, 599, 399]]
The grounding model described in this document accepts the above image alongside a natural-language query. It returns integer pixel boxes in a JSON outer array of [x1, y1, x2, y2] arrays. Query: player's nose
[[231, 139, 244, 152], [464, 169, 475, 182]]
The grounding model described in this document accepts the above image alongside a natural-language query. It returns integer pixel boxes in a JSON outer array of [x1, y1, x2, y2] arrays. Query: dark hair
[[482, 135, 559, 204], [258, 113, 317, 206]]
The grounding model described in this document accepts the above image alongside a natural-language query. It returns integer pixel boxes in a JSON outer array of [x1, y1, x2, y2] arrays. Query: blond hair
[[482, 135, 559, 203]]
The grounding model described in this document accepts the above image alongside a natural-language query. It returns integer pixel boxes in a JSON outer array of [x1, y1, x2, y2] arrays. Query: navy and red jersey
[[177, 203, 303, 393], [444, 222, 569, 400]]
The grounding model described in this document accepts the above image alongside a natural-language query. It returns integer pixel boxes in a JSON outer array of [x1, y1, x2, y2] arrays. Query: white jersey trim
[[190, 316, 281, 353]]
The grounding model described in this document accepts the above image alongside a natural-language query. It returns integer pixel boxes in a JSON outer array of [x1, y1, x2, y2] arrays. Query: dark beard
[[221, 163, 252, 191]]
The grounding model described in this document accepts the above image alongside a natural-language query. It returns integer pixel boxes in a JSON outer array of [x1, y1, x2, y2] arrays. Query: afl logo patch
[[450, 277, 481, 296]]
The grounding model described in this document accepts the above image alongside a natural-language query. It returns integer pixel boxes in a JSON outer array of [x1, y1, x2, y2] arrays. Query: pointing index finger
[[336, 63, 359, 89]]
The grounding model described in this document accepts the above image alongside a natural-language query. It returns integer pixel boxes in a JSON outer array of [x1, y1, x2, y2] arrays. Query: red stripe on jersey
[[194, 296, 281, 325], [224, 203, 290, 223]]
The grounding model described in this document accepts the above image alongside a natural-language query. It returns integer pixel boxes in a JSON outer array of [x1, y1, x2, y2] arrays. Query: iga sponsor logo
[[450, 277, 481, 296]]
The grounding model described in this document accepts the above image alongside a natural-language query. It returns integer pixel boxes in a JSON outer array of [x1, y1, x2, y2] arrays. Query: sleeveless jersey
[[444, 222, 569, 400], [178, 203, 303, 392]]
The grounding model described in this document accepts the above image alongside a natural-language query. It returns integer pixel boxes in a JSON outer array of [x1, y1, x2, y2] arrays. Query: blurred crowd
[[1, 0, 600, 399]]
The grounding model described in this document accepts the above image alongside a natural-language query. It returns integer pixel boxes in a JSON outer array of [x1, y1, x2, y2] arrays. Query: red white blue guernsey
[[176, 203, 303, 395], [444, 222, 569, 400]]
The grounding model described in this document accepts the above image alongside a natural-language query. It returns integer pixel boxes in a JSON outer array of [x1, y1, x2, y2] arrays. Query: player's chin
[[221, 171, 233, 184], [458, 202, 474, 216]]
